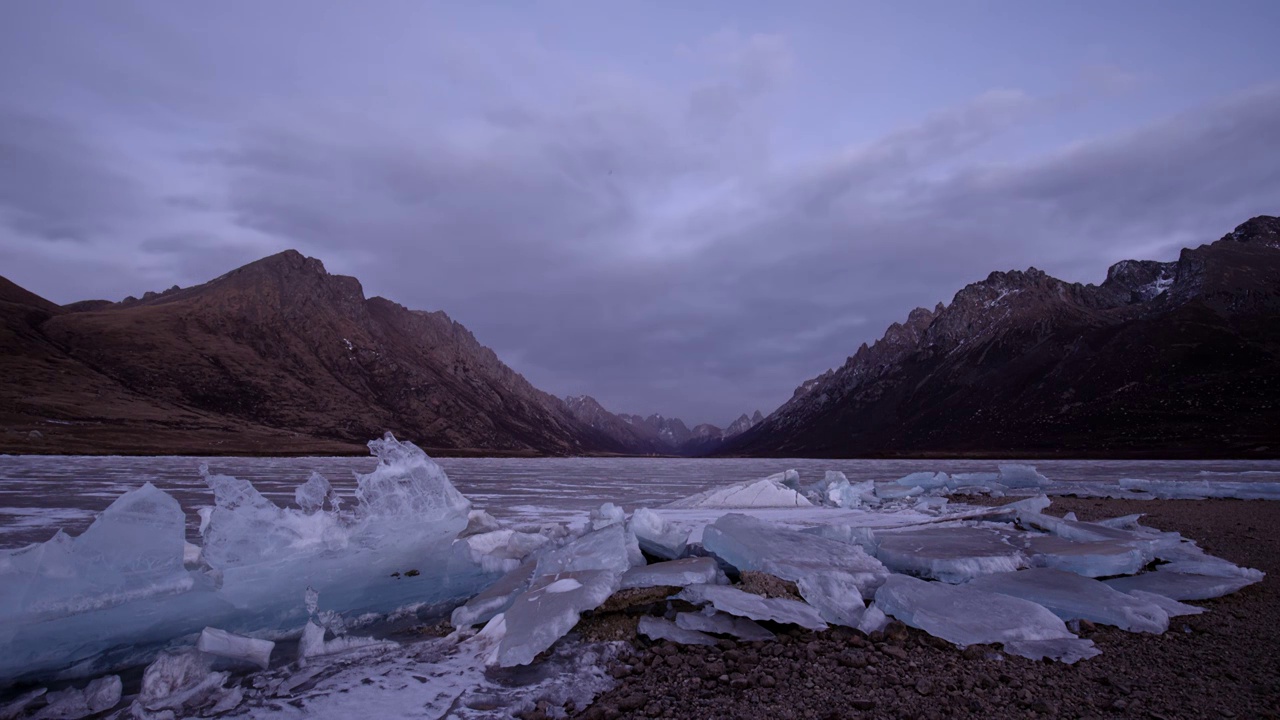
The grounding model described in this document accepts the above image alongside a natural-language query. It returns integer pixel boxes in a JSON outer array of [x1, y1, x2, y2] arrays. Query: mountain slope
[[1, 251, 618, 455], [723, 216, 1280, 458]]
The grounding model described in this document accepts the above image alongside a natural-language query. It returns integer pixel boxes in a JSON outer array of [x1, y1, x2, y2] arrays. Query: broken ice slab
[[463, 529, 552, 574], [675, 609, 775, 641], [589, 503, 625, 531], [197, 627, 275, 669], [664, 474, 812, 508], [638, 616, 718, 646], [893, 472, 950, 490], [134, 650, 232, 717], [297, 621, 391, 660], [534, 523, 643, 576], [1153, 543, 1265, 580], [1119, 478, 1280, 500], [796, 571, 867, 628], [702, 514, 888, 597], [629, 507, 689, 560], [294, 471, 340, 514], [452, 560, 537, 629], [496, 569, 622, 667], [1022, 534, 1151, 578], [676, 584, 828, 631], [0, 689, 46, 720], [965, 568, 1169, 633], [996, 464, 1051, 488], [461, 509, 502, 537], [1125, 590, 1205, 617], [874, 574, 1098, 663], [1104, 571, 1262, 601], [29, 675, 120, 720], [875, 483, 925, 500], [620, 557, 726, 590], [873, 526, 1027, 583]]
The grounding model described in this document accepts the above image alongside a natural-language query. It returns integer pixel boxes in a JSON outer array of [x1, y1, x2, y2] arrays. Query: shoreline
[[573, 497, 1279, 720]]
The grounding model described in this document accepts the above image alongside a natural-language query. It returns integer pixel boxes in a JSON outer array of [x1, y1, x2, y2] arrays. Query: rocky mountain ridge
[[722, 215, 1280, 458]]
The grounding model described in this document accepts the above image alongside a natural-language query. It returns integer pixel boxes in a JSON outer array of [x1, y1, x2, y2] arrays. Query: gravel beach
[[571, 498, 1279, 720]]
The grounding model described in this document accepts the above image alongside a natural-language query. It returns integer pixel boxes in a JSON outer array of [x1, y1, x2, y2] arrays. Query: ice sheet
[[496, 569, 621, 667], [619, 557, 726, 590], [676, 584, 828, 630], [638, 616, 718, 646], [675, 609, 775, 641], [873, 526, 1027, 583], [966, 568, 1169, 633], [665, 475, 812, 509], [629, 507, 688, 560], [875, 575, 1098, 663], [1104, 572, 1263, 601]]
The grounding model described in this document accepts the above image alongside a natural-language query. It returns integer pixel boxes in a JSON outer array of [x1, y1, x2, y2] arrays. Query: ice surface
[[638, 616, 718, 646], [29, 675, 120, 720], [702, 514, 888, 597], [451, 560, 536, 629], [873, 526, 1027, 583], [875, 575, 1098, 663], [496, 569, 621, 667], [589, 502, 625, 530], [629, 507, 688, 560], [677, 584, 828, 630], [675, 609, 775, 641], [665, 475, 812, 509], [620, 557, 726, 590], [1104, 572, 1263, 601], [1119, 478, 1280, 500], [197, 627, 275, 669], [535, 523, 642, 576], [966, 569, 1169, 633]]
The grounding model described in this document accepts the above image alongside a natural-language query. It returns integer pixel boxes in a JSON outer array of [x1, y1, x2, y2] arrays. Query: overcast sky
[[2, 2, 1278, 426]]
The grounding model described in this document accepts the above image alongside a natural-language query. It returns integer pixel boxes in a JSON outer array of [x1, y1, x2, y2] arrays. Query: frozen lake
[[2, 454, 1279, 548]]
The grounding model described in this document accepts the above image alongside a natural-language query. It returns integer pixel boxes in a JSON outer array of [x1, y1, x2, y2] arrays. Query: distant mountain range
[[2, 216, 1276, 457], [0, 251, 755, 456], [720, 216, 1280, 458]]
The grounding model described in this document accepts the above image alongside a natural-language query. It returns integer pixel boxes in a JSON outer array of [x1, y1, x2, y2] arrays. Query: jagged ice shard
[[965, 568, 1170, 633], [0, 433, 491, 682]]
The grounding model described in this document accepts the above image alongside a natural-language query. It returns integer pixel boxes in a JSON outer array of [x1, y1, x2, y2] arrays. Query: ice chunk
[[620, 557, 726, 590], [1024, 534, 1150, 578], [819, 475, 876, 509], [294, 471, 338, 514], [857, 603, 888, 634], [873, 526, 1027, 583], [638, 616, 718, 646], [1125, 590, 1205, 617], [1153, 543, 1265, 580], [535, 524, 642, 577], [894, 471, 950, 490], [297, 621, 391, 660], [703, 514, 888, 597], [875, 483, 924, 500], [997, 464, 1051, 488], [675, 609, 775, 641], [451, 560, 536, 629], [874, 575, 1098, 663], [676, 584, 828, 630], [134, 650, 231, 715], [796, 572, 867, 628], [197, 627, 275, 669], [463, 529, 551, 574], [589, 503, 625, 530], [966, 569, 1169, 633], [355, 433, 471, 524], [629, 507, 688, 560], [1118, 478, 1280, 500], [30, 675, 120, 720], [496, 569, 621, 667], [0, 689, 46, 720], [1104, 572, 1262, 601], [461, 509, 502, 537], [665, 475, 812, 509]]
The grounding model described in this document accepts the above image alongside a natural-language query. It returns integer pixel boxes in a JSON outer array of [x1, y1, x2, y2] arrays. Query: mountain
[[564, 398, 762, 455], [722, 215, 1280, 458], [1, 251, 621, 456]]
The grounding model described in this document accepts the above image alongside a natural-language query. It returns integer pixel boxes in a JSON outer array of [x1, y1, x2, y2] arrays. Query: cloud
[[0, 6, 1276, 427]]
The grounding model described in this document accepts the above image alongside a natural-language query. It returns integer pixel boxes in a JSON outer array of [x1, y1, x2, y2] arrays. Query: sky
[[1, 2, 1278, 427]]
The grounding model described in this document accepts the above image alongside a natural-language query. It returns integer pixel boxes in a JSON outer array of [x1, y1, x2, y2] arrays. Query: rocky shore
[[571, 498, 1279, 720]]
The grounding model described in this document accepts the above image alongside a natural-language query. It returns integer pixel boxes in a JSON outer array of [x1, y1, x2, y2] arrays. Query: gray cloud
[[0, 5, 1277, 427]]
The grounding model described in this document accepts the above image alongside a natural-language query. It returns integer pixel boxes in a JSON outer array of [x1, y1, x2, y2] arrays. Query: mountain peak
[[1223, 215, 1280, 247]]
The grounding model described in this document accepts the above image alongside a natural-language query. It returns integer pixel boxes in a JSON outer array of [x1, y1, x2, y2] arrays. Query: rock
[[617, 694, 647, 712], [916, 679, 934, 696]]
